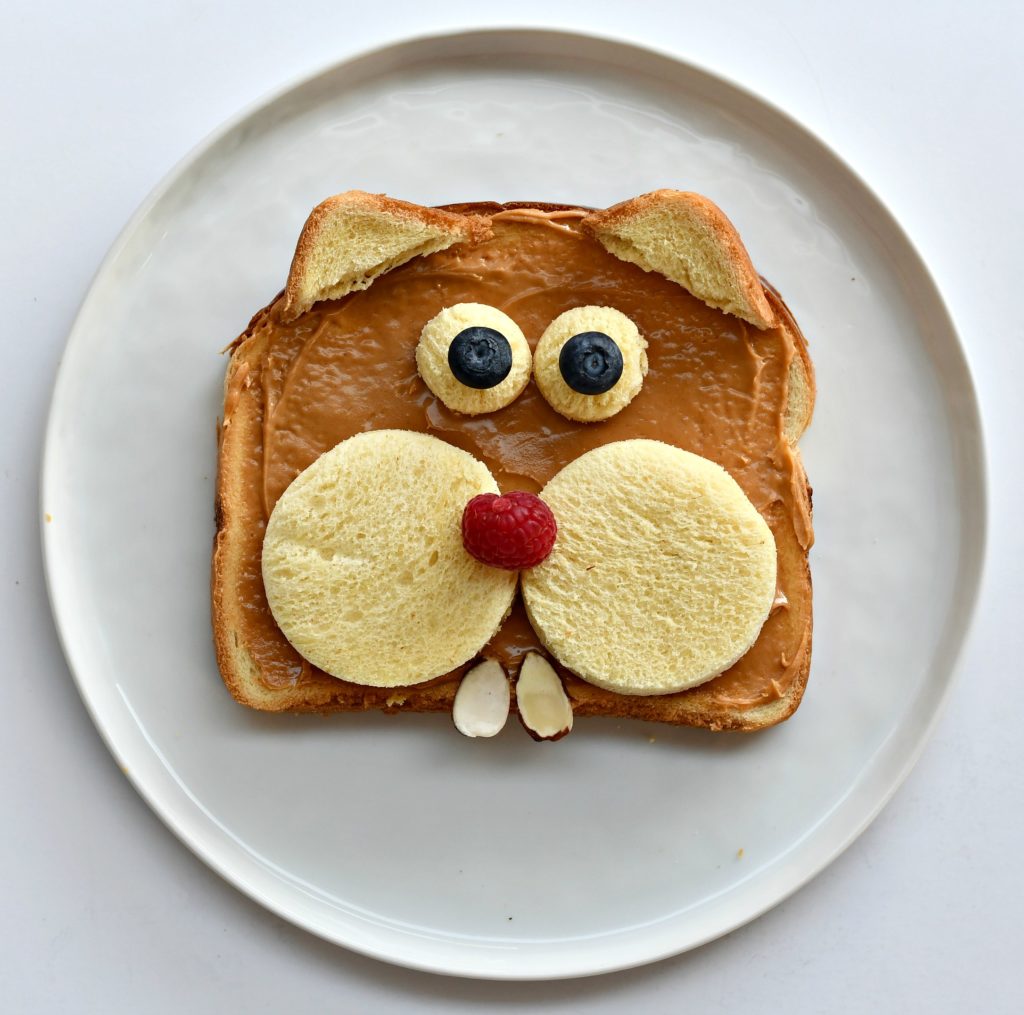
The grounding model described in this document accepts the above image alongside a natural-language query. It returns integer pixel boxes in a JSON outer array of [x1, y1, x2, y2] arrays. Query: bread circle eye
[[416, 303, 532, 415], [534, 307, 647, 421]]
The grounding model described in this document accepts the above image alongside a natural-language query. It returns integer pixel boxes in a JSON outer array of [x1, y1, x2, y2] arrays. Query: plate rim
[[40, 25, 989, 980]]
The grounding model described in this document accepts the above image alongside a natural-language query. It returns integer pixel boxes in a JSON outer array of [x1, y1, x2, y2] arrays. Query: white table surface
[[4, 1, 1021, 1011]]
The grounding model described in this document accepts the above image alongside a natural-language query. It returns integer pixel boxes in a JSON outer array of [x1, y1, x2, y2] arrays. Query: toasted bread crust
[[582, 190, 777, 330], [282, 190, 492, 322], [213, 199, 815, 730], [769, 279, 816, 443]]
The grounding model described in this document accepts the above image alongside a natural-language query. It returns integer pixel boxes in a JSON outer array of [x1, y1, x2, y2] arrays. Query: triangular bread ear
[[282, 191, 492, 321], [581, 191, 776, 330]]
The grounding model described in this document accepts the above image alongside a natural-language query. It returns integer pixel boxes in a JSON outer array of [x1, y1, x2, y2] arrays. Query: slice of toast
[[213, 193, 814, 731]]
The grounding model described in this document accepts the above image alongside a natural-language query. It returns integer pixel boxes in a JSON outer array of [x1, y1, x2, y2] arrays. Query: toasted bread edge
[[281, 191, 492, 322], [582, 190, 777, 330]]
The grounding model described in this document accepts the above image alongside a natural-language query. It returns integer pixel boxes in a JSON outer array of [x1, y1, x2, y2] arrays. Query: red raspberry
[[461, 491, 557, 570]]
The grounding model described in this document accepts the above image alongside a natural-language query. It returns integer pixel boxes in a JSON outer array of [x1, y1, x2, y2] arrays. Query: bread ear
[[581, 191, 776, 330], [282, 191, 492, 321]]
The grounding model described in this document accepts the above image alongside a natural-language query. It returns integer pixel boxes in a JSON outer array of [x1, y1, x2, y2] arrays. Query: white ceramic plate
[[42, 28, 986, 979]]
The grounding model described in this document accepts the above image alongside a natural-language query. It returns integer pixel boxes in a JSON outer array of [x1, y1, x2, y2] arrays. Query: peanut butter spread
[[226, 210, 812, 709]]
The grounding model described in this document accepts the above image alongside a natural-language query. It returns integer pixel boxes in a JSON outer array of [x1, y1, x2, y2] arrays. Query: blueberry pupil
[[559, 331, 624, 395], [448, 327, 513, 389]]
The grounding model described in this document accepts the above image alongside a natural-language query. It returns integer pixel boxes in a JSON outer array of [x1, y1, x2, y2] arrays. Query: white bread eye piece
[[262, 430, 516, 687], [581, 190, 776, 330], [416, 303, 532, 415], [521, 440, 777, 695], [533, 306, 648, 422]]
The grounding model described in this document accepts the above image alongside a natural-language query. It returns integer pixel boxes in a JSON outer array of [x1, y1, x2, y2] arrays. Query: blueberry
[[558, 332, 623, 395], [448, 327, 513, 389]]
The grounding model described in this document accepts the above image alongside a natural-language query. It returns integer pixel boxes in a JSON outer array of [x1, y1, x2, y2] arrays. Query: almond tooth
[[453, 659, 510, 738], [516, 653, 573, 741]]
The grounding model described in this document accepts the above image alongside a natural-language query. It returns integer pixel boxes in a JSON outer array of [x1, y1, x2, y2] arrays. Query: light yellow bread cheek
[[521, 440, 776, 695], [533, 306, 648, 422], [416, 303, 532, 415], [262, 430, 516, 687]]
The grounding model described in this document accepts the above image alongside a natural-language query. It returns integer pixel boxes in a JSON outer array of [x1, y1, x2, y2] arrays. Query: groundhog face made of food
[[258, 191, 811, 737]]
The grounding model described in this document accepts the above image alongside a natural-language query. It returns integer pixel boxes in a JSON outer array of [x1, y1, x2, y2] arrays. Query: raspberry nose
[[461, 491, 557, 571]]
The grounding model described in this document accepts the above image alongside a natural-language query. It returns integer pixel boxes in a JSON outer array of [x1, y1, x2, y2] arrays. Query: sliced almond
[[453, 659, 510, 738], [516, 653, 573, 741]]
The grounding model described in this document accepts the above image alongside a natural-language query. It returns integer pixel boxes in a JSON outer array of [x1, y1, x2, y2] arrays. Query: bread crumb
[[736, 847, 744, 859], [648, 736, 657, 744], [44, 513, 53, 523]]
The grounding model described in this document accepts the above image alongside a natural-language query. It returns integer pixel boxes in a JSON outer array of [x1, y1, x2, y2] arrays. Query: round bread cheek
[[416, 302, 532, 415], [521, 440, 777, 695], [533, 306, 648, 422], [261, 430, 518, 688]]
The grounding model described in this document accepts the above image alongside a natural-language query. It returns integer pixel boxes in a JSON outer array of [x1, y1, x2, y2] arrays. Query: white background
[[3, 1, 1021, 1011]]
